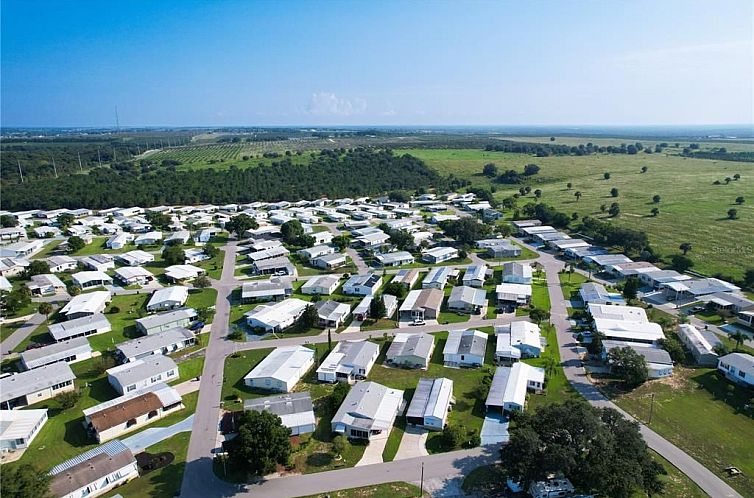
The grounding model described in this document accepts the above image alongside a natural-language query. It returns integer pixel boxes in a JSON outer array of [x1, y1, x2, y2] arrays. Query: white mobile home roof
[[116, 327, 194, 360], [244, 346, 315, 385], [406, 377, 454, 422], [486, 363, 544, 409], [244, 392, 315, 430], [135, 308, 197, 331], [59, 291, 111, 317], [677, 323, 722, 357], [495, 321, 541, 354], [0, 362, 76, 404], [331, 381, 404, 433], [0, 409, 48, 441], [588, 303, 647, 322], [147, 286, 189, 308], [48, 313, 112, 341], [443, 329, 488, 357], [106, 355, 178, 388], [244, 298, 309, 329], [20, 337, 92, 370], [594, 319, 665, 343], [164, 265, 204, 281]]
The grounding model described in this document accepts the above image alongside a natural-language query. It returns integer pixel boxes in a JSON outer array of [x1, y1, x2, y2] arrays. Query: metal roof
[[444, 329, 488, 358], [244, 346, 314, 384], [20, 336, 91, 369], [0, 362, 76, 404], [107, 355, 178, 387], [116, 327, 194, 359], [48, 313, 112, 341]]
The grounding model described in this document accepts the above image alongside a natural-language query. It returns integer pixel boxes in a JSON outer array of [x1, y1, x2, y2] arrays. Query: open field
[[146, 143, 311, 171], [402, 148, 754, 280], [502, 135, 754, 153], [607, 366, 754, 497]]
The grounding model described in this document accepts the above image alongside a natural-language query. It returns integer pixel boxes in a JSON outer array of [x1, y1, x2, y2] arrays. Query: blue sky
[[2, 0, 752, 127]]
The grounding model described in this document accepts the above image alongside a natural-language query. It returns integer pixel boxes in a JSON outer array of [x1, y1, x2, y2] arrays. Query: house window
[[739, 371, 746, 378], [150, 375, 162, 383], [127, 385, 136, 392]]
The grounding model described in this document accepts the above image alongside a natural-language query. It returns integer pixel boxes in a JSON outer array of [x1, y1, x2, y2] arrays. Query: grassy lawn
[[478, 240, 540, 263], [69, 236, 134, 256], [367, 331, 493, 453], [221, 348, 276, 409], [175, 355, 205, 381], [103, 432, 190, 498], [186, 287, 218, 309], [382, 416, 406, 462], [558, 271, 590, 302], [33, 239, 63, 258], [403, 148, 754, 280], [13, 293, 151, 353], [218, 343, 369, 479], [297, 482, 427, 498], [361, 317, 399, 331], [695, 310, 725, 325], [522, 324, 580, 411], [531, 276, 551, 311], [195, 251, 224, 280], [608, 366, 754, 497], [11, 357, 121, 471]]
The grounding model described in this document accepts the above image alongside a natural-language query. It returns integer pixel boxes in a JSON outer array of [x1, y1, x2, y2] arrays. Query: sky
[[1, 0, 752, 127]]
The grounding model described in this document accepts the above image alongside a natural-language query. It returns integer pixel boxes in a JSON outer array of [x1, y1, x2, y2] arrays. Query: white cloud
[[306, 92, 367, 116]]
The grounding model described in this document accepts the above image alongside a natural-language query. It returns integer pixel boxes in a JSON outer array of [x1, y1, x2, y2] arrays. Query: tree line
[[1, 149, 442, 210]]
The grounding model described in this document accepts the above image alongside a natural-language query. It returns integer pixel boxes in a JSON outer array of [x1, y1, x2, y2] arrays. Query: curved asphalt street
[[180, 238, 742, 498]]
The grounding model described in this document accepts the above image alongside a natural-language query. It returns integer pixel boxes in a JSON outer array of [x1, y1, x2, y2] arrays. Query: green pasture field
[[402, 148, 754, 280]]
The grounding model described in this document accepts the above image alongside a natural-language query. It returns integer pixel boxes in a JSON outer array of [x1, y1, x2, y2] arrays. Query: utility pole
[[50, 154, 58, 178], [420, 462, 424, 496], [78, 152, 84, 172], [113, 147, 118, 163], [648, 393, 655, 424], [97, 147, 102, 167], [17, 159, 24, 183]]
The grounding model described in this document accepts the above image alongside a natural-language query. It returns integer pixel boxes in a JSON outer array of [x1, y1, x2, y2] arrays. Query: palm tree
[[574, 191, 582, 202], [679, 243, 692, 255], [730, 331, 748, 352], [543, 355, 558, 378], [586, 262, 597, 279], [650, 207, 659, 217]]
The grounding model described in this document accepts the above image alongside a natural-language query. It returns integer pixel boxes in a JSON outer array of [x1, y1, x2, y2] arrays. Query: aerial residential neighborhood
[[1, 2, 753, 498]]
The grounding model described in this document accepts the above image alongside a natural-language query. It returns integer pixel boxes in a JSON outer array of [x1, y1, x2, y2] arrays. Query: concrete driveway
[[355, 434, 389, 466], [394, 425, 428, 460], [480, 413, 509, 446]]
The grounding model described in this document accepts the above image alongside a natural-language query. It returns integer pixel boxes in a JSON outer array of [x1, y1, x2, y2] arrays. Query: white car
[[410, 319, 425, 326]]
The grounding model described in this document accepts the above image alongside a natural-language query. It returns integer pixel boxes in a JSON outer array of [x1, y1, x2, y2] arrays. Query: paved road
[[1, 311, 50, 355], [518, 238, 742, 498], [182, 242, 241, 498], [181, 238, 742, 498]]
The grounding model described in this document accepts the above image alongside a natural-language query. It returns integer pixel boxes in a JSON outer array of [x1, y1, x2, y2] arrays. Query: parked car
[[410, 319, 426, 326]]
